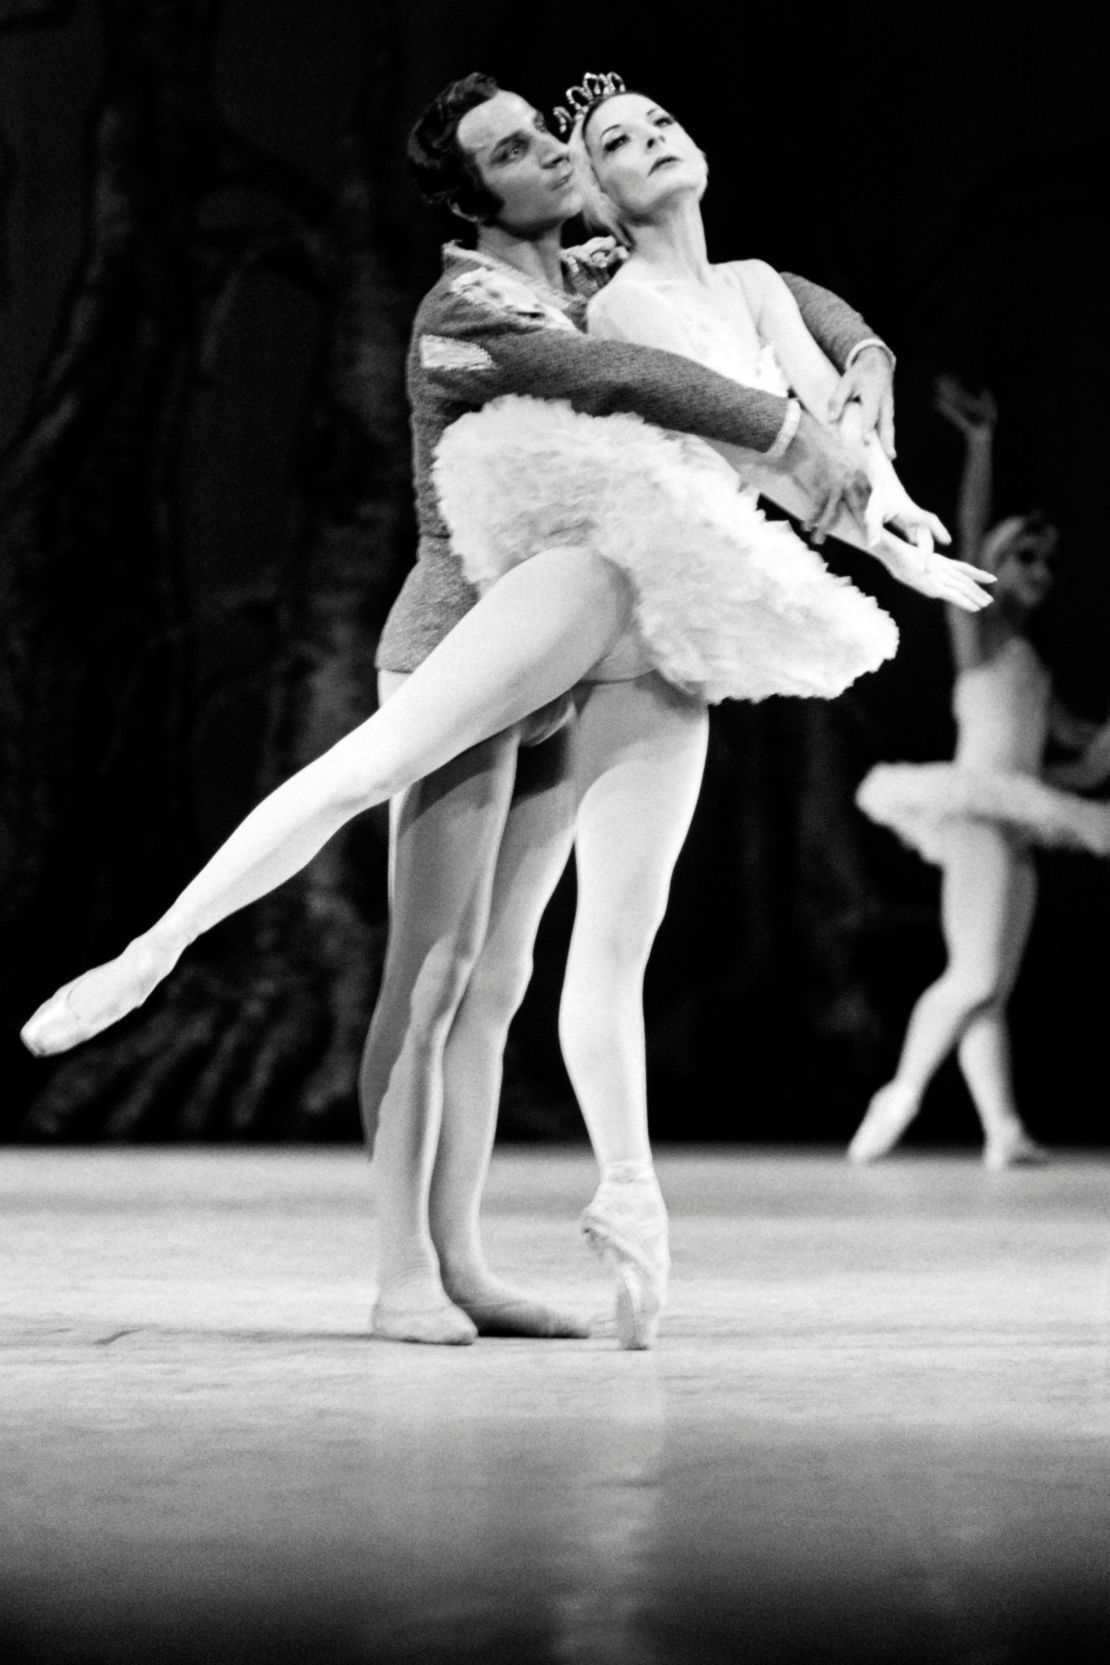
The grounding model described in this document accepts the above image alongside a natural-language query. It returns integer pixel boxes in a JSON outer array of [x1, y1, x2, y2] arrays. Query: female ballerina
[[20, 86, 992, 1346], [425, 73, 974, 1339], [849, 376, 1110, 1167]]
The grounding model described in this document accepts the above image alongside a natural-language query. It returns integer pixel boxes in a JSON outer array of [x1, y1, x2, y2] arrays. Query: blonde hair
[[979, 514, 1059, 575], [567, 115, 633, 243]]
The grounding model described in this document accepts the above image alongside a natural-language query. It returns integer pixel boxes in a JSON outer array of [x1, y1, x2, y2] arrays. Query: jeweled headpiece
[[552, 72, 626, 139]]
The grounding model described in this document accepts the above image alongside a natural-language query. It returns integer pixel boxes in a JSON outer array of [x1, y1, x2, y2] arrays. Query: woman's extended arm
[[587, 276, 989, 612], [736, 263, 947, 544]]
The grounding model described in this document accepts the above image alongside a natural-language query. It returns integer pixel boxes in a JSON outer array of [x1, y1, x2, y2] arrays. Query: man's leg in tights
[[360, 711, 519, 1344], [362, 680, 583, 1343], [429, 725, 586, 1336]]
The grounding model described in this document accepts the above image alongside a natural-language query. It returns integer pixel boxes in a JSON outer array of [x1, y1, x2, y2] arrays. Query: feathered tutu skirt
[[433, 396, 898, 705], [856, 763, 1110, 865]]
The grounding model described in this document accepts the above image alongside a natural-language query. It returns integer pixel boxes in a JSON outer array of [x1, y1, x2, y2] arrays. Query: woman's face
[[995, 526, 1058, 613], [583, 92, 706, 223]]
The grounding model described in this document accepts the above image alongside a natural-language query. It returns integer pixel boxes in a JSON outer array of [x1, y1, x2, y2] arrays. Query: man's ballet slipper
[[371, 1297, 477, 1346]]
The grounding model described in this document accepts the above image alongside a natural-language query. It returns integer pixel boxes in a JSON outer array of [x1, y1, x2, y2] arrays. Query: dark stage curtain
[[2, 1, 1107, 1144]]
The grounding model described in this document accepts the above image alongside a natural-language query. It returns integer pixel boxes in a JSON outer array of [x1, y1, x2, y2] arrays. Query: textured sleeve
[[779, 270, 891, 371], [417, 283, 794, 455]]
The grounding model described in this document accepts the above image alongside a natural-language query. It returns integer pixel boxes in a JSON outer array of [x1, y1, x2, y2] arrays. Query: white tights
[[67, 546, 632, 1001], [366, 713, 575, 1307], [49, 542, 706, 1210], [562, 676, 707, 1170], [367, 670, 705, 1315], [880, 821, 1037, 1141]]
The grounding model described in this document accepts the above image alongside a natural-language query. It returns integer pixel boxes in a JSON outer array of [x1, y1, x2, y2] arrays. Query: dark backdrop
[[1, 0, 1107, 1146]]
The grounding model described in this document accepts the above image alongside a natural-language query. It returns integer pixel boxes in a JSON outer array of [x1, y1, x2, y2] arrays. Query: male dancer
[[363, 73, 897, 1344]]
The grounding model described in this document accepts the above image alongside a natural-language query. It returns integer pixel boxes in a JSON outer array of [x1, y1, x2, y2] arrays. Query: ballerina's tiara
[[552, 72, 626, 139]]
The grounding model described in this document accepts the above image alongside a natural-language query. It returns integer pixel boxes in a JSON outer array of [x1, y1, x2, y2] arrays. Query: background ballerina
[[850, 376, 1110, 1168]]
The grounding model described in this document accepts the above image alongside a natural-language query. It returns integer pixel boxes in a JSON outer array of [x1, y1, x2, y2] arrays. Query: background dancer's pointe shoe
[[847, 1083, 918, 1163], [20, 937, 171, 1056], [983, 1128, 1050, 1171], [581, 1167, 669, 1351]]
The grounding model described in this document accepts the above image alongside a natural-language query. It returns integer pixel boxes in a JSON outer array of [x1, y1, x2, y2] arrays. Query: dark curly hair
[[407, 72, 505, 224]]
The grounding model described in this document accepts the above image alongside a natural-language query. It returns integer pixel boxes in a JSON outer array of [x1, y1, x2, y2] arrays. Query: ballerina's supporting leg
[[954, 849, 1047, 1168], [559, 674, 708, 1347], [848, 823, 1028, 1162], [20, 546, 633, 1055]]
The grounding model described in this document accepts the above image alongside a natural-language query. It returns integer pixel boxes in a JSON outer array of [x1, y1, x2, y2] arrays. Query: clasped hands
[[793, 347, 995, 613]]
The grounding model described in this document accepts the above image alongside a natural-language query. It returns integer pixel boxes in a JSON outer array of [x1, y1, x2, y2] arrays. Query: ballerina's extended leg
[[21, 547, 632, 1056]]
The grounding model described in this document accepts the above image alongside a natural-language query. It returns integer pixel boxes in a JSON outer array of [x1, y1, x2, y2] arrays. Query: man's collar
[[443, 241, 597, 303]]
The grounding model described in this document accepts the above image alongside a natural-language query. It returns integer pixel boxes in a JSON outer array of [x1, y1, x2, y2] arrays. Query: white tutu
[[857, 762, 1110, 865], [433, 396, 898, 705]]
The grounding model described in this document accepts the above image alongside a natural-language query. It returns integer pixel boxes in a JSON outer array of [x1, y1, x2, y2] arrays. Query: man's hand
[[827, 345, 896, 458], [782, 410, 872, 543]]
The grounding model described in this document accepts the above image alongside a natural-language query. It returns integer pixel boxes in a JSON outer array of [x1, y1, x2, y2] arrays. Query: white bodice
[[953, 637, 1050, 774], [585, 258, 913, 541], [587, 262, 791, 395]]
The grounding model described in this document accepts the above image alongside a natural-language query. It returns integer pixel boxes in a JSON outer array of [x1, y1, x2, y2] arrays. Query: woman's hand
[[564, 235, 629, 275], [1049, 696, 1101, 752], [1044, 721, 1110, 791], [871, 527, 996, 612], [781, 410, 872, 543], [834, 411, 950, 552], [934, 375, 997, 438], [886, 505, 952, 552]]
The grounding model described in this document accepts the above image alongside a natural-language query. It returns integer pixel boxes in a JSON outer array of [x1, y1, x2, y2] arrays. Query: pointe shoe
[[983, 1129, 1050, 1171], [20, 939, 168, 1057], [371, 1295, 477, 1346], [581, 1171, 669, 1351], [847, 1083, 919, 1164]]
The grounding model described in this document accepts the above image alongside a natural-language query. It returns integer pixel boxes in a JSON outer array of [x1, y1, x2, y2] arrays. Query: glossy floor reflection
[[2, 1148, 1108, 1663]]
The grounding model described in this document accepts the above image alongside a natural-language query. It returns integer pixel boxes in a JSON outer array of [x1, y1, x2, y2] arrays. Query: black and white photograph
[[2, 2, 1108, 1660]]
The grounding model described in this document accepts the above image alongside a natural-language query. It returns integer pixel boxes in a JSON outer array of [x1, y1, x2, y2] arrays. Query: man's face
[[456, 91, 583, 232]]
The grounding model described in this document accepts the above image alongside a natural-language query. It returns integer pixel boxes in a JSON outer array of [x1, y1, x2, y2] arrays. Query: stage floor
[[2, 1147, 1108, 1663]]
